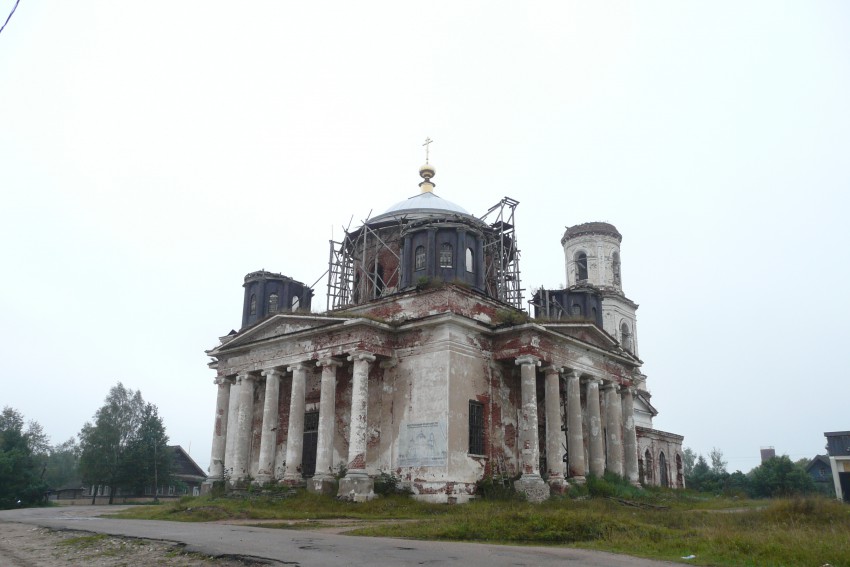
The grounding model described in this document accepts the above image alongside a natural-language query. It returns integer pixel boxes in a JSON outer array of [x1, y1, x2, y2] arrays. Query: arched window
[[249, 294, 257, 315], [439, 243, 453, 268], [575, 252, 588, 281], [612, 251, 621, 285], [644, 449, 654, 484], [621, 322, 632, 352], [415, 246, 426, 271], [571, 303, 581, 316], [268, 293, 279, 313], [291, 295, 300, 312], [659, 451, 669, 488], [591, 306, 597, 320], [466, 247, 474, 272]]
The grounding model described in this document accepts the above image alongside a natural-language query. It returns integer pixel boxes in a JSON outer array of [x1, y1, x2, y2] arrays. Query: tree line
[[683, 447, 829, 498], [1, 383, 172, 509]]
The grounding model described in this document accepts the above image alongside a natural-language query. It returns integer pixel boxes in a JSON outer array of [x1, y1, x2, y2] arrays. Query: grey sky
[[1, 1, 848, 474]]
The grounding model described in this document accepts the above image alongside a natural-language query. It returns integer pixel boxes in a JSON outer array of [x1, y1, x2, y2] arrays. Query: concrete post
[[208, 377, 231, 481], [564, 369, 586, 482], [223, 377, 240, 477], [339, 350, 376, 501], [232, 373, 257, 481], [584, 377, 605, 477], [283, 363, 309, 483], [543, 365, 567, 493], [256, 368, 282, 483], [603, 382, 623, 477], [310, 357, 342, 494], [621, 385, 640, 486], [513, 355, 548, 502]]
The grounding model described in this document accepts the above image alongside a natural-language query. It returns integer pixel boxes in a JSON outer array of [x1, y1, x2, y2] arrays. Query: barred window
[[440, 243, 453, 268], [415, 245, 426, 271], [469, 400, 485, 455], [250, 294, 257, 315], [268, 292, 279, 313]]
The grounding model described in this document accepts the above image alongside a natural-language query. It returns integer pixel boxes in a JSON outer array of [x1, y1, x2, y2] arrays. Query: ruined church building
[[204, 160, 684, 502]]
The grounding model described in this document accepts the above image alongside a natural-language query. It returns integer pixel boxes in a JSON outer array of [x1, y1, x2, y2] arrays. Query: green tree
[[749, 455, 816, 498], [682, 447, 697, 478], [709, 447, 728, 475], [0, 407, 48, 509], [78, 383, 147, 504], [44, 438, 81, 489], [121, 404, 171, 499]]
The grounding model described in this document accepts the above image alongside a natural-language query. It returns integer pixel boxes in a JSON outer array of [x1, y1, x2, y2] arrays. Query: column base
[[568, 475, 587, 485], [547, 475, 569, 495], [307, 476, 338, 496], [337, 473, 375, 502], [254, 474, 274, 485], [514, 474, 549, 503]]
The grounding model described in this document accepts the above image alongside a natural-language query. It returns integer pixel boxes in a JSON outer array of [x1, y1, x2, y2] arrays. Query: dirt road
[[0, 506, 680, 567]]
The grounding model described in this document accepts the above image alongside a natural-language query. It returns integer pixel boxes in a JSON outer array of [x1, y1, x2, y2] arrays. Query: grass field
[[114, 484, 850, 567]]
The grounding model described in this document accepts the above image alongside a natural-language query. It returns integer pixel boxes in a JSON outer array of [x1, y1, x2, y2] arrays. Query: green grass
[[114, 490, 850, 567]]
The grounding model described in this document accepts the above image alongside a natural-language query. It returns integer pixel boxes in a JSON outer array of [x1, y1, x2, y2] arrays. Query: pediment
[[540, 321, 622, 352], [208, 314, 346, 354]]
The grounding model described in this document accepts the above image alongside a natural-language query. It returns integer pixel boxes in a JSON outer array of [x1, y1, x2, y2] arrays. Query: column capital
[[601, 382, 620, 393], [541, 365, 562, 376], [515, 354, 541, 367], [561, 368, 580, 379], [348, 350, 376, 363], [287, 362, 310, 373], [316, 357, 343, 368], [620, 385, 635, 396], [213, 376, 229, 386], [261, 367, 284, 378], [582, 375, 602, 386], [237, 373, 257, 385], [380, 357, 398, 370]]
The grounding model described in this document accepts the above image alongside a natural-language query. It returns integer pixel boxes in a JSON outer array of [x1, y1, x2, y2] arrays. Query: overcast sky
[[2, 1, 848, 475]]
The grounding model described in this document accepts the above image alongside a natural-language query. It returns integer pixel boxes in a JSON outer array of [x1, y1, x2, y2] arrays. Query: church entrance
[[301, 411, 319, 477]]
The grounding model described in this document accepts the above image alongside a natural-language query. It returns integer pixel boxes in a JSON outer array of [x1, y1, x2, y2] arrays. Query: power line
[[0, 0, 21, 37]]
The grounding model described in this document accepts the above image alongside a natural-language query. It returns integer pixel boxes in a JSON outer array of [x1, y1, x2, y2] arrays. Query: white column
[[256, 368, 282, 483], [565, 369, 586, 482], [283, 363, 309, 483], [314, 357, 342, 482], [621, 385, 640, 485], [543, 365, 566, 490], [604, 382, 624, 476], [515, 355, 542, 478], [345, 351, 375, 475], [232, 373, 257, 481], [223, 377, 240, 476], [208, 377, 231, 480], [585, 377, 605, 477]]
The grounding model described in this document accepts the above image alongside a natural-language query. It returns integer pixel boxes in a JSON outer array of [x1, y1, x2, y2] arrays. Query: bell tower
[[561, 222, 638, 356]]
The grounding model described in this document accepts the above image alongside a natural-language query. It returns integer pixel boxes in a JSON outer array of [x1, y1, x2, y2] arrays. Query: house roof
[[169, 445, 207, 479], [806, 454, 831, 472]]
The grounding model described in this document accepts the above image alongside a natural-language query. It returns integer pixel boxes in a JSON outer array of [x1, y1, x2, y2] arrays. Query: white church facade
[[203, 162, 684, 502]]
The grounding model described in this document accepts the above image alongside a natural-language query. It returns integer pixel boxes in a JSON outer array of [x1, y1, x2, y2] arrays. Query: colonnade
[[513, 356, 640, 491], [207, 350, 376, 499], [208, 351, 640, 500]]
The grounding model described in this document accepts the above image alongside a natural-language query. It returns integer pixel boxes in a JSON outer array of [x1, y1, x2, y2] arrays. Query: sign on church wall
[[398, 421, 448, 467]]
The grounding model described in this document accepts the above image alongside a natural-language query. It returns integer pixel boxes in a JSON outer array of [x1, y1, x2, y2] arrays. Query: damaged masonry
[[203, 161, 684, 503]]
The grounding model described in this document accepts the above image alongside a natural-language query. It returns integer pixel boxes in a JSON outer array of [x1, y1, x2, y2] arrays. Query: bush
[[475, 474, 521, 500], [373, 471, 412, 497]]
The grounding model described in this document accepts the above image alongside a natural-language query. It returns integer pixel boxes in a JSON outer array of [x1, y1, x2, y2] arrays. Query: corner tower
[[561, 222, 638, 356]]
